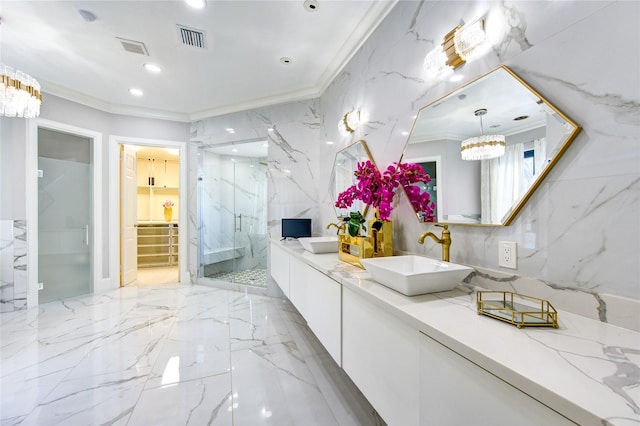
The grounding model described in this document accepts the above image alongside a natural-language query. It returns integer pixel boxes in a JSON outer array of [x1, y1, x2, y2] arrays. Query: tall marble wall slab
[[0, 220, 27, 312], [190, 100, 321, 294]]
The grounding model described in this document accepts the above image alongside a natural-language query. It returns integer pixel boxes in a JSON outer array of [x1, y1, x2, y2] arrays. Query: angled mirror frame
[[329, 140, 375, 219], [401, 65, 582, 226]]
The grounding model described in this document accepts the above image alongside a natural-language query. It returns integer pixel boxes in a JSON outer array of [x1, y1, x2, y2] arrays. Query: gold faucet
[[326, 221, 346, 234], [418, 224, 451, 262]]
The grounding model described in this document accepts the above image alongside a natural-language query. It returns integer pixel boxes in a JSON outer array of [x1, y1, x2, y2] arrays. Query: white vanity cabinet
[[342, 287, 420, 426], [290, 257, 341, 365], [270, 242, 290, 297], [418, 332, 575, 425], [270, 243, 342, 365]]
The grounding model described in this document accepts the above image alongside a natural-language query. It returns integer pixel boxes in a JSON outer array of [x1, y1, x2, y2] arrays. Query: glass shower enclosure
[[198, 140, 268, 287]]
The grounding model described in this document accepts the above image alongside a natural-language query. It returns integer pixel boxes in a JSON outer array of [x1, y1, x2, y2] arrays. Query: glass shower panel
[[38, 128, 92, 303], [199, 141, 268, 287]]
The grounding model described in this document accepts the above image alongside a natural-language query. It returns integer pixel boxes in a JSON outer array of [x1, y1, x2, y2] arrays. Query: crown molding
[[39, 1, 398, 123]]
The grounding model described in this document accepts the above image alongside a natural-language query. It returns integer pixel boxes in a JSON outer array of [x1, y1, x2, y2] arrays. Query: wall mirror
[[401, 65, 581, 225], [329, 140, 375, 218]]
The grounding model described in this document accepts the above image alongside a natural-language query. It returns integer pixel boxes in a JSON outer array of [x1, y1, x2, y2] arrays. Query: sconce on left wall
[[424, 19, 487, 78], [0, 63, 42, 118], [343, 109, 361, 133]]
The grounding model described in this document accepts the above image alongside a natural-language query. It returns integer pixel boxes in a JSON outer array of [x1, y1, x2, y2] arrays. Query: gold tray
[[477, 291, 558, 329]]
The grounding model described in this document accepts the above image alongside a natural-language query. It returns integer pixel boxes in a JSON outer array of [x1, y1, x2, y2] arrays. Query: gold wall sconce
[[343, 109, 362, 133], [424, 19, 487, 78]]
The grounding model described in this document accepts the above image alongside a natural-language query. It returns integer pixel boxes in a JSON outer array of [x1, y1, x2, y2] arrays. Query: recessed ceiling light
[[401, 131, 409, 136], [513, 115, 529, 121], [184, 0, 206, 9], [267, 128, 274, 132], [129, 88, 143, 96], [326, 141, 334, 145], [450, 74, 464, 82], [280, 57, 292, 65], [303, 0, 319, 12], [144, 63, 162, 73]]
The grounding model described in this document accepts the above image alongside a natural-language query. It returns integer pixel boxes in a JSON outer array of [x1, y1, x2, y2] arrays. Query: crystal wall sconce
[[424, 19, 487, 78]]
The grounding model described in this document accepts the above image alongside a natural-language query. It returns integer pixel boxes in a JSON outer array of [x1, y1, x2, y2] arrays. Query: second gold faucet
[[418, 224, 451, 262]]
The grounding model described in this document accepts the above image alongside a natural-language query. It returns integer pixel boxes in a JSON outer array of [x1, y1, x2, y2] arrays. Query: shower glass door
[[38, 127, 92, 302], [198, 140, 268, 287]]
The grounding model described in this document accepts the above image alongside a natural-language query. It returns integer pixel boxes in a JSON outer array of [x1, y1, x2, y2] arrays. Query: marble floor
[[0, 283, 382, 425], [132, 266, 180, 286]]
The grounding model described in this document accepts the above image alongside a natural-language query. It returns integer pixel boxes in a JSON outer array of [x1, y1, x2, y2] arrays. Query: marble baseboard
[[0, 220, 27, 313]]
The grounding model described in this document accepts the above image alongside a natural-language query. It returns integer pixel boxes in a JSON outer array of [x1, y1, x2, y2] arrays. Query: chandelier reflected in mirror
[[460, 108, 506, 161], [1, 63, 42, 118]]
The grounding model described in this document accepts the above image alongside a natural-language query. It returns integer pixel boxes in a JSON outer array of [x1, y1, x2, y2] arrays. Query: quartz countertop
[[275, 240, 640, 425]]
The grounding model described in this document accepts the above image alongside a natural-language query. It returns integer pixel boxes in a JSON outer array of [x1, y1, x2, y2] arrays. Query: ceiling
[[1, 0, 396, 122]]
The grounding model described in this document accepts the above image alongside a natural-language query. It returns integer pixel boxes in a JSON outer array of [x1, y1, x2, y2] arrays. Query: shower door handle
[[84, 225, 89, 246], [235, 214, 242, 232]]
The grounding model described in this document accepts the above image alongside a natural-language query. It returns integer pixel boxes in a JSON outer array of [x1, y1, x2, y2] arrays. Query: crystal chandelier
[[1, 63, 42, 118], [461, 109, 506, 161]]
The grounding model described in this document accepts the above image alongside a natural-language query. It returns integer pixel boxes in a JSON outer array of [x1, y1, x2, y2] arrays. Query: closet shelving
[[136, 157, 180, 267], [136, 158, 180, 222]]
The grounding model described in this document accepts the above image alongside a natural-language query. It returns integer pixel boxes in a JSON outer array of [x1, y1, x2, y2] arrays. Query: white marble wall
[[188, 1, 639, 329], [190, 100, 321, 294], [0, 220, 28, 312], [317, 0, 640, 328]]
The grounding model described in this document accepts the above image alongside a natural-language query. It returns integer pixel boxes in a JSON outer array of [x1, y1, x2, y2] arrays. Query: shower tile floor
[[209, 268, 268, 287], [0, 283, 382, 425]]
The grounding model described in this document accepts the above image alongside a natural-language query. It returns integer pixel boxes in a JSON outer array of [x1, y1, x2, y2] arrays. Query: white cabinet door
[[282, 254, 342, 365], [269, 243, 290, 297], [418, 332, 575, 425], [289, 256, 309, 316], [343, 288, 420, 426], [303, 262, 341, 365]]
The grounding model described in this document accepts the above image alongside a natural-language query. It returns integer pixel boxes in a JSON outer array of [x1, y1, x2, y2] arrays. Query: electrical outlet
[[498, 241, 517, 269], [38, 282, 44, 290]]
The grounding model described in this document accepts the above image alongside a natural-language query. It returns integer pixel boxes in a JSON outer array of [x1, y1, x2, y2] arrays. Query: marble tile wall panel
[[0, 220, 27, 312], [190, 100, 321, 296], [0, 220, 14, 313], [12, 220, 27, 310]]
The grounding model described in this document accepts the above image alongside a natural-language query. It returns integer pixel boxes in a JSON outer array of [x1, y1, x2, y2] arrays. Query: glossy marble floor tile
[[1, 283, 382, 425]]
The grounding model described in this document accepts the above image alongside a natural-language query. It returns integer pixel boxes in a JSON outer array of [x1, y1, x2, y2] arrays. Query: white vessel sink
[[360, 255, 473, 296], [298, 236, 339, 254]]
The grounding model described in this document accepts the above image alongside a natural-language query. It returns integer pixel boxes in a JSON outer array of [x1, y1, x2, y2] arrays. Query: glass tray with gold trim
[[477, 291, 559, 329]]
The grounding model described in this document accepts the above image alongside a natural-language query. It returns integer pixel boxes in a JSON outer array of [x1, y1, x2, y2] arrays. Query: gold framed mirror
[[401, 65, 581, 225], [329, 140, 375, 218]]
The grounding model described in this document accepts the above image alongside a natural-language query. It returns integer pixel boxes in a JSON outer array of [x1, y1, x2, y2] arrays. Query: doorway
[[119, 144, 182, 287], [37, 127, 93, 302], [198, 140, 268, 287]]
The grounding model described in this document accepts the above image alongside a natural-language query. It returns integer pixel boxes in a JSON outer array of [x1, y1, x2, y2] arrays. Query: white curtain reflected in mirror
[[481, 138, 547, 223]]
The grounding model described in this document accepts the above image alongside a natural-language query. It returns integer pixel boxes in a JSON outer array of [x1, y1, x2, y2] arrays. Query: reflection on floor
[[132, 266, 179, 286], [208, 268, 268, 287], [0, 283, 384, 425]]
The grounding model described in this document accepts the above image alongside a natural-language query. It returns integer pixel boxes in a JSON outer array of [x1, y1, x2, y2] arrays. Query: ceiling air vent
[[177, 25, 207, 49], [117, 37, 149, 55]]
